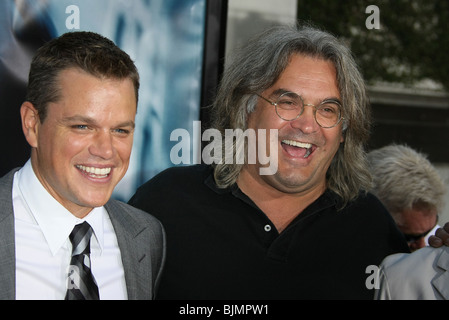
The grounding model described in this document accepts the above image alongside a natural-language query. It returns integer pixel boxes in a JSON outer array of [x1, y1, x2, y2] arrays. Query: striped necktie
[[65, 221, 100, 300]]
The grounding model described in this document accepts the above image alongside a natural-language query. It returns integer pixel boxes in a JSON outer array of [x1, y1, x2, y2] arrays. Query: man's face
[[22, 68, 136, 217], [395, 204, 438, 251], [246, 54, 344, 195]]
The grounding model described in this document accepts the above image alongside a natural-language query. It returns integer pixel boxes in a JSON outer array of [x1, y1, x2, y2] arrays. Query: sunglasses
[[403, 229, 434, 243]]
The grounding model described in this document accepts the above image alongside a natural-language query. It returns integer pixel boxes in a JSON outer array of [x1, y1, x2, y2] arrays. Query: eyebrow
[[270, 88, 291, 98], [62, 115, 135, 129], [270, 88, 342, 105]]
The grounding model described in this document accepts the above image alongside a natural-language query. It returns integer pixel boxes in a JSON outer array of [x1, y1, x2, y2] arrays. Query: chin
[[264, 171, 310, 194], [79, 192, 112, 208]]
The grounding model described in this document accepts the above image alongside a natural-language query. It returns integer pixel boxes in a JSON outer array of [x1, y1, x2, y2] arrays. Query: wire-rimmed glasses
[[256, 91, 344, 129]]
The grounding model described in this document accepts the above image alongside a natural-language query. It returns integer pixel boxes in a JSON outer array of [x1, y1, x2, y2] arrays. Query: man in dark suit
[[0, 31, 165, 299]]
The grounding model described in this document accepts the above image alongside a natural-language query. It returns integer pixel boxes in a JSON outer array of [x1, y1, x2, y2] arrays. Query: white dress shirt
[[13, 160, 127, 299]]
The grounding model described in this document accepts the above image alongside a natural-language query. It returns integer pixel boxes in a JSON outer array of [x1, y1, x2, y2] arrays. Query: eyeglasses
[[403, 216, 438, 243], [256, 91, 344, 129], [403, 226, 437, 243], [403, 229, 433, 243]]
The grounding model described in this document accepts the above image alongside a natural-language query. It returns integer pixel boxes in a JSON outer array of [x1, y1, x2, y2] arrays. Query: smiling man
[[0, 31, 165, 300], [21, 67, 136, 217], [129, 24, 409, 299], [239, 55, 345, 232]]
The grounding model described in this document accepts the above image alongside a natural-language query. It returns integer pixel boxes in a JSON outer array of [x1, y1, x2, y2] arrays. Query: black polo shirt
[[129, 165, 409, 300]]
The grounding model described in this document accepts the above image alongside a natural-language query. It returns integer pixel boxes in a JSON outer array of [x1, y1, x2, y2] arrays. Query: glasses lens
[[272, 92, 342, 127], [404, 233, 423, 243], [275, 92, 303, 121], [316, 101, 341, 128], [403, 227, 434, 243]]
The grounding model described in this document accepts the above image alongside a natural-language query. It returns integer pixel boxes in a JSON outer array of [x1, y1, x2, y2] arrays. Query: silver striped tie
[[65, 222, 100, 300]]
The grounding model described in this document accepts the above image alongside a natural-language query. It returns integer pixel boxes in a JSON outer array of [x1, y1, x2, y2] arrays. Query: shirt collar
[[204, 169, 231, 195], [16, 160, 105, 256]]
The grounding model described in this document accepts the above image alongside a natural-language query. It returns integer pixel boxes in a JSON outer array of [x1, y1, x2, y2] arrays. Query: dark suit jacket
[[0, 168, 166, 299]]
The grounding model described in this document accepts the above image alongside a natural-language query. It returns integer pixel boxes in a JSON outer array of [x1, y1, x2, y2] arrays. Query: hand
[[428, 222, 449, 248]]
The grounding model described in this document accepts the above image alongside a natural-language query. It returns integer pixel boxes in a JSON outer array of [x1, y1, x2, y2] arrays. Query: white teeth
[[76, 165, 111, 177], [282, 140, 312, 149], [282, 140, 313, 158]]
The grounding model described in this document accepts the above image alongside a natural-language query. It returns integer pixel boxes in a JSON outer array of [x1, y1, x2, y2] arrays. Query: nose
[[89, 130, 114, 159], [290, 104, 319, 133]]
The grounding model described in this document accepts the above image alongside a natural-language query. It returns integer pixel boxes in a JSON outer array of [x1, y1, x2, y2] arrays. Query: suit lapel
[[0, 169, 155, 300], [0, 169, 19, 300], [105, 200, 152, 300], [431, 247, 449, 300]]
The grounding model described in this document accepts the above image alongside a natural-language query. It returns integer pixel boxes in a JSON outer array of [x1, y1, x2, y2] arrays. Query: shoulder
[[0, 168, 20, 187], [345, 192, 399, 223], [377, 246, 448, 299], [340, 191, 396, 224], [0, 168, 20, 209], [139, 164, 212, 189], [129, 165, 213, 209], [106, 199, 164, 233], [347, 191, 388, 211], [337, 191, 410, 254], [381, 246, 445, 271]]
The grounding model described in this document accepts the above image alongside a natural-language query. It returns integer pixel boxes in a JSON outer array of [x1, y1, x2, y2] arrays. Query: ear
[[340, 121, 347, 143], [20, 101, 40, 148]]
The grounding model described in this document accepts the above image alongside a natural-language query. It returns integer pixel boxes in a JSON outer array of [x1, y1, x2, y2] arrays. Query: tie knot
[[69, 221, 93, 256]]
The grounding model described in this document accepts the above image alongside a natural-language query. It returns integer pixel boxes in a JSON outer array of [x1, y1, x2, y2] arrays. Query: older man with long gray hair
[[130, 23, 409, 299]]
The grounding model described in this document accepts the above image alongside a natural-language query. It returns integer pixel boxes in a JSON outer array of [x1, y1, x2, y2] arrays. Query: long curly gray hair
[[210, 23, 372, 207]]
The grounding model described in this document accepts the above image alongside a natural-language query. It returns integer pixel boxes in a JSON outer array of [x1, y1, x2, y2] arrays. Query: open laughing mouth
[[75, 165, 112, 179], [281, 139, 314, 159]]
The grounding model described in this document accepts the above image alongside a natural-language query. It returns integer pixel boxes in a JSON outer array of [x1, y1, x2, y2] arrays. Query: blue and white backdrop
[[0, 0, 207, 201]]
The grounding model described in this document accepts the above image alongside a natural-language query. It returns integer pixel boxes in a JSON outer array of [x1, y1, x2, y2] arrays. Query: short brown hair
[[26, 31, 140, 121]]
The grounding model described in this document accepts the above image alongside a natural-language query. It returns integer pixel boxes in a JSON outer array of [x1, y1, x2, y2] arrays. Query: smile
[[76, 165, 112, 178], [282, 139, 314, 158]]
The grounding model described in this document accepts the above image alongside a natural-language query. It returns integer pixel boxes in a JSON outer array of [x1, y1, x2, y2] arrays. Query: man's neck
[[237, 166, 325, 233]]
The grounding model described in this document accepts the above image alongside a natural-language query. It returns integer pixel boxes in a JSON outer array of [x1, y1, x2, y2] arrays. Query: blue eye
[[73, 125, 88, 130], [114, 128, 130, 134]]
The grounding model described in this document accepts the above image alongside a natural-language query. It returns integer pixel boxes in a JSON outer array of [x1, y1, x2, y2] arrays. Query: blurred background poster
[[0, 0, 208, 201]]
